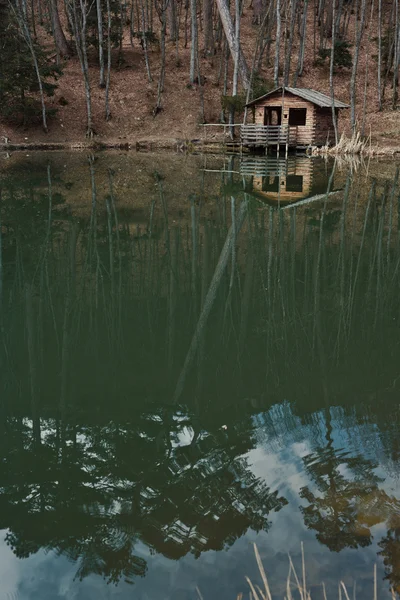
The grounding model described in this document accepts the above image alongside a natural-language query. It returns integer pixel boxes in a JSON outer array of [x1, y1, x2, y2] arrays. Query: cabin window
[[262, 176, 279, 192], [289, 108, 307, 126], [286, 175, 303, 192]]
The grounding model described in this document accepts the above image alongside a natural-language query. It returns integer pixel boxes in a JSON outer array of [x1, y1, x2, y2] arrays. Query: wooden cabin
[[241, 156, 336, 206], [241, 87, 349, 150]]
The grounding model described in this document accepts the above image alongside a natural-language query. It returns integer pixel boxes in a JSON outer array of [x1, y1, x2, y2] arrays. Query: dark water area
[[0, 151, 400, 599]]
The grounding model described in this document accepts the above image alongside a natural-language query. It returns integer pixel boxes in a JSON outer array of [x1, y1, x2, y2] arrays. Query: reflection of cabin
[[241, 156, 334, 205], [241, 87, 349, 150]]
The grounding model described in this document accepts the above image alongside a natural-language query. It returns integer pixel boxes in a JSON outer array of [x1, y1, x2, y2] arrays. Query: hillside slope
[[1, 0, 399, 148]]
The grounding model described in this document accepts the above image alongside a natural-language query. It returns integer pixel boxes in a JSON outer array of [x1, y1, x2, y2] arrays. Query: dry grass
[[311, 129, 400, 156], [311, 131, 372, 156], [234, 543, 392, 600]]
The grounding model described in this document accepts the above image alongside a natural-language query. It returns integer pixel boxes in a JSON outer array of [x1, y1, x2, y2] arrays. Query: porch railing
[[240, 125, 298, 147], [240, 156, 297, 177]]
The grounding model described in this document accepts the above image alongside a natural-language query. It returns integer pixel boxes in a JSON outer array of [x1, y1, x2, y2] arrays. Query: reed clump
[[233, 543, 386, 600], [311, 131, 371, 156]]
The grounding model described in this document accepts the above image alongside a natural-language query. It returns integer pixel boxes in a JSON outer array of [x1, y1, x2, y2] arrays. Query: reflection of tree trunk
[[0, 188, 3, 313], [324, 408, 339, 525], [60, 294, 70, 417], [196, 222, 210, 398], [60, 223, 77, 420], [167, 229, 178, 374], [190, 195, 198, 310], [173, 197, 249, 403], [239, 243, 253, 353], [25, 284, 41, 447]]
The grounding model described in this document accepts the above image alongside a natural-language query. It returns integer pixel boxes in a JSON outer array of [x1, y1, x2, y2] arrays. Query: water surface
[[0, 151, 399, 600]]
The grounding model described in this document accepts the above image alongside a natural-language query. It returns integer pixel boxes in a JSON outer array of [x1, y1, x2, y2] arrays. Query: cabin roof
[[245, 87, 350, 109]]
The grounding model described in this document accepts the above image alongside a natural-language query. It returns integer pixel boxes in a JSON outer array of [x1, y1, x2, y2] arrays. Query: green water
[[0, 151, 399, 600]]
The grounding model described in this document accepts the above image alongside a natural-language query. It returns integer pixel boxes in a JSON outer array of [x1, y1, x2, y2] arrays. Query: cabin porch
[[240, 124, 299, 150]]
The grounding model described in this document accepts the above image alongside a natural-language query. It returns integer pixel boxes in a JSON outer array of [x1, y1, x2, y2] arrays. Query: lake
[[0, 150, 399, 600]]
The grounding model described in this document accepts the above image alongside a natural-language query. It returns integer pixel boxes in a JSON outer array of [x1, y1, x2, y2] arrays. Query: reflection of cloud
[[2, 403, 400, 600], [247, 441, 311, 503], [1, 546, 131, 600], [0, 531, 19, 600], [172, 426, 195, 448]]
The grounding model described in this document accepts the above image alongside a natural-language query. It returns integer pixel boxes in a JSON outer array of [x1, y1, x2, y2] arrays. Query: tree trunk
[[50, 0, 70, 57], [203, 0, 214, 54], [189, 0, 198, 82], [168, 0, 177, 40], [105, 0, 112, 119], [393, 0, 400, 108], [274, 0, 281, 86], [253, 0, 262, 24], [141, 0, 152, 80], [96, 0, 105, 86], [284, 0, 297, 85], [350, 0, 366, 128], [66, 0, 94, 136], [229, 0, 240, 134], [11, 0, 49, 131], [215, 0, 250, 89], [155, 4, 166, 111], [361, 0, 375, 136], [329, 0, 338, 144], [377, 0, 382, 110], [293, 0, 308, 84]]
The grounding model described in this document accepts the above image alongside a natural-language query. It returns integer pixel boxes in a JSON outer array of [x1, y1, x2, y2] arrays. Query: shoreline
[[0, 138, 243, 154], [1, 137, 400, 155]]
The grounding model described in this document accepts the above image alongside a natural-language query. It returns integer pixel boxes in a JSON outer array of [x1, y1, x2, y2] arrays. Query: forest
[[0, 0, 399, 143]]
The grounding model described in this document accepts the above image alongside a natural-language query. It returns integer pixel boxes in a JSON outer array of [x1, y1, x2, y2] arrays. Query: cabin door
[[264, 107, 282, 126]]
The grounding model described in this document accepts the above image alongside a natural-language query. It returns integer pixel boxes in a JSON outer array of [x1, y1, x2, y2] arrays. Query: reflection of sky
[[0, 404, 398, 600]]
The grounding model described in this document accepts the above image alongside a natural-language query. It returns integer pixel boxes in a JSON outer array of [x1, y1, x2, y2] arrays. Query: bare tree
[[96, 0, 105, 86], [50, 0, 71, 58], [229, 0, 240, 134], [9, 0, 49, 131], [167, 0, 177, 39], [377, 0, 382, 109], [203, 0, 214, 54], [293, 0, 308, 84], [105, 0, 112, 119], [155, 0, 168, 112], [65, 0, 94, 136], [215, 0, 250, 88], [283, 0, 297, 85], [393, 0, 400, 108], [329, 0, 338, 144], [140, 0, 153, 81], [350, 0, 367, 128], [189, 0, 198, 82], [274, 0, 281, 86]]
